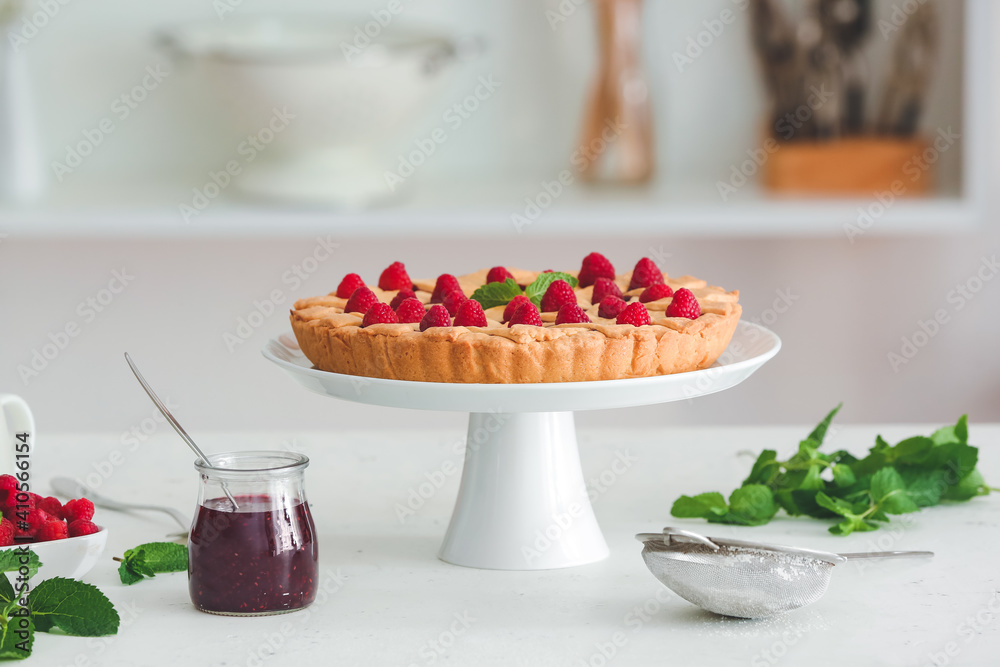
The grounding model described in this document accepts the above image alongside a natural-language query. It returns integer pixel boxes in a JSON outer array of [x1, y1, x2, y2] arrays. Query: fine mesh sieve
[[636, 527, 933, 619]]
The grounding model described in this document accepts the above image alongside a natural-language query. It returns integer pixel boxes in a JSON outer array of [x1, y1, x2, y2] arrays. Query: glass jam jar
[[188, 451, 318, 616]]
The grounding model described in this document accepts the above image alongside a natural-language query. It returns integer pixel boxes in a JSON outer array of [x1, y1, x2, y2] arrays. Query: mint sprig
[[525, 272, 578, 307], [0, 551, 39, 581], [29, 578, 119, 637], [671, 406, 993, 536], [117, 542, 188, 585], [468, 279, 523, 310]]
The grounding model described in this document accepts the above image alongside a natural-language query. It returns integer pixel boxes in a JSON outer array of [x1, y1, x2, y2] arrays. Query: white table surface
[[26, 424, 1000, 667]]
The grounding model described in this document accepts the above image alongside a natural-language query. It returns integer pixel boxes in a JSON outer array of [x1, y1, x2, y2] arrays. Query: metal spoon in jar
[[124, 353, 239, 511]]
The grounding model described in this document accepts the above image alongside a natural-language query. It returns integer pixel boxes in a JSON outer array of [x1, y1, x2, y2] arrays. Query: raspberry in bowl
[[0, 479, 108, 580]]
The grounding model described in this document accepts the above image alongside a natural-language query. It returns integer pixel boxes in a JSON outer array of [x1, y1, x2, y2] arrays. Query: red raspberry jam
[[188, 495, 318, 616]]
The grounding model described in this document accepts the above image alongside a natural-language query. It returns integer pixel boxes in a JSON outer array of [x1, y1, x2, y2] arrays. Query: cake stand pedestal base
[[439, 412, 608, 570]]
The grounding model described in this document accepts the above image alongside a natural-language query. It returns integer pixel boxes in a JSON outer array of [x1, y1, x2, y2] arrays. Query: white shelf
[[0, 176, 980, 239]]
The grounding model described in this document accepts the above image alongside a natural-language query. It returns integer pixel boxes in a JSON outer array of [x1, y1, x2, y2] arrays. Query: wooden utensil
[[578, 0, 653, 183]]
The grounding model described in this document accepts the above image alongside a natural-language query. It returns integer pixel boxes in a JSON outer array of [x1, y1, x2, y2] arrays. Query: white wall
[[2, 0, 998, 436]]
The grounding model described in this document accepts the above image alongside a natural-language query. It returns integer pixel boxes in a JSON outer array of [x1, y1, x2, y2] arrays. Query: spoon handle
[[124, 353, 239, 512], [838, 551, 934, 560], [50, 476, 189, 530]]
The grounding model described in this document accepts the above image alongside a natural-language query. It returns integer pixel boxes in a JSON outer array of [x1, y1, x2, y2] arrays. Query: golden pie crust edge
[[289, 268, 742, 384]]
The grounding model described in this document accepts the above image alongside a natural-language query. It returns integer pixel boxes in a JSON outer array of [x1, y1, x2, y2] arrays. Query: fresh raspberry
[[442, 289, 468, 316], [15, 508, 50, 540], [37, 496, 63, 520], [591, 277, 623, 304], [0, 475, 17, 495], [555, 304, 592, 324], [454, 300, 488, 327], [389, 288, 416, 310], [0, 518, 12, 546], [598, 296, 628, 319], [502, 295, 532, 323], [62, 498, 95, 523], [628, 257, 665, 291], [37, 520, 68, 542], [344, 286, 379, 314], [639, 283, 674, 303], [616, 301, 651, 326], [540, 280, 577, 312], [430, 274, 462, 303], [665, 288, 701, 319], [577, 252, 616, 288], [395, 298, 426, 324], [362, 303, 399, 327], [419, 304, 452, 331], [335, 273, 366, 299], [508, 301, 543, 327], [486, 266, 514, 284], [68, 520, 100, 538], [378, 261, 412, 291]]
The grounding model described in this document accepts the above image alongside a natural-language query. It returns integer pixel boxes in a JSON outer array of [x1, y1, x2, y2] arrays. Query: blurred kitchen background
[[1, 0, 997, 435]]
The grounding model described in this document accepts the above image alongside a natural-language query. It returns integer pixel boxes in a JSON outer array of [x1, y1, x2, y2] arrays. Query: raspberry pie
[[289, 255, 741, 383]]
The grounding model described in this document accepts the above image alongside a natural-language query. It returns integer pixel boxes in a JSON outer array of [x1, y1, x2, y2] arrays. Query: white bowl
[[156, 16, 461, 207], [0, 528, 108, 581]]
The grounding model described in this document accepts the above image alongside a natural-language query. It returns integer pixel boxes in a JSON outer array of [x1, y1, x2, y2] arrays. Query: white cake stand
[[263, 321, 780, 571]]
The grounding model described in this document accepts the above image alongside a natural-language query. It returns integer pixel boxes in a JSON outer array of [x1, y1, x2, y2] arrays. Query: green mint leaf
[[815, 492, 855, 518], [931, 414, 969, 446], [898, 468, 946, 507], [125, 543, 188, 574], [725, 485, 778, 526], [832, 464, 856, 488], [671, 492, 728, 519], [29, 578, 120, 637], [0, 606, 32, 660], [805, 403, 841, 445], [0, 550, 40, 580], [525, 272, 578, 307], [870, 467, 906, 501], [829, 515, 878, 536], [117, 561, 144, 586], [891, 437, 935, 465], [468, 279, 523, 310], [741, 450, 779, 487], [943, 469, 990, 501], [0, 574, 15, 610]]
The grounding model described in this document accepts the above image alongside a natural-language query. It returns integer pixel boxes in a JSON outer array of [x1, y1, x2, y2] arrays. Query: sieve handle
[[837, 551, 934, 560]]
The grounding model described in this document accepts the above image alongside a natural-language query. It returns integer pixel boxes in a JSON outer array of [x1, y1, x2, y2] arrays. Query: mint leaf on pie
[[469, 279, 523, 310], [29, 578, 119, 637], [0, 549, 40, 580], [525, 272, 578, 307]]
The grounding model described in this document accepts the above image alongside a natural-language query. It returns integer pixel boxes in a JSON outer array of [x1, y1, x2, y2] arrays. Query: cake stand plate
[[263, 321, 780, 570]]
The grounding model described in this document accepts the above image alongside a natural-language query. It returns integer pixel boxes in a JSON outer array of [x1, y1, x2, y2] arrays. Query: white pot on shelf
[[156, 16, 466, 209]]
